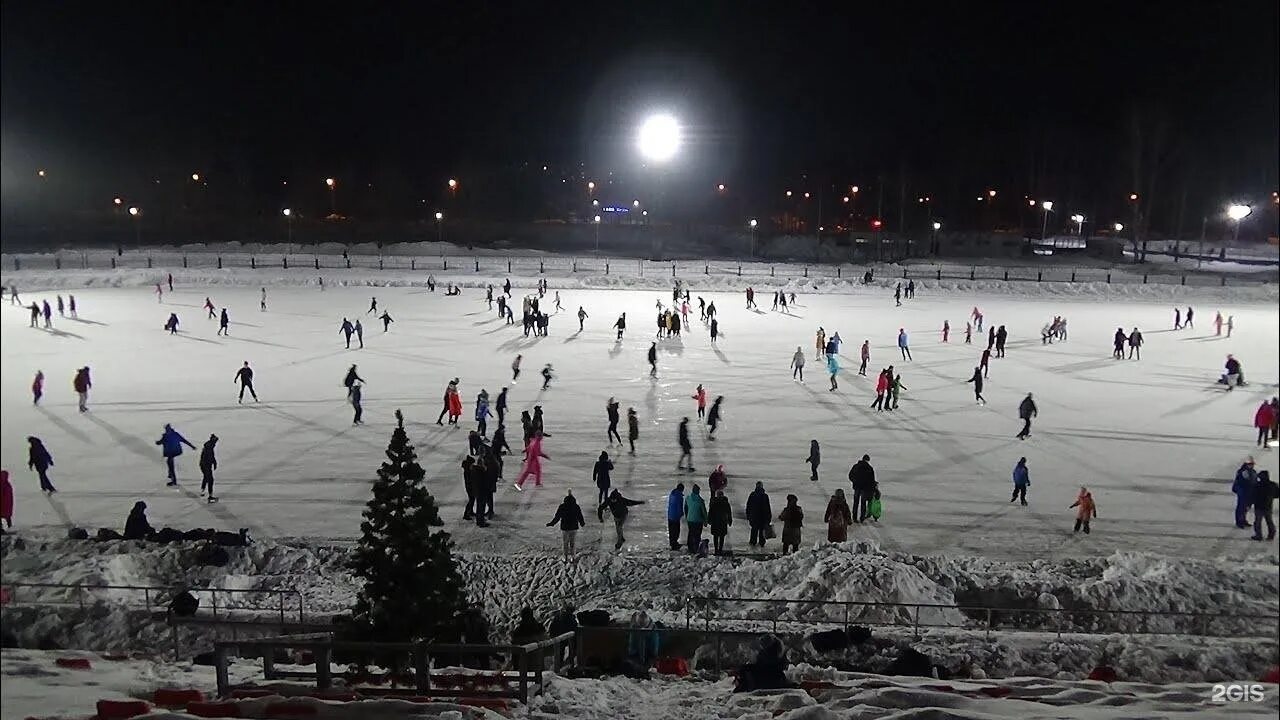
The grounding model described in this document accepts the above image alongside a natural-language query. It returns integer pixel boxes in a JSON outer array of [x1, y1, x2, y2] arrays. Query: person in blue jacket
[[1232, 457, 1257, 529], [156, 423, 197, 486], [684, 484, 708, 554], [897, 328, 912, 361], [667, 482, 685, 550], [475, 391, 492, 436], [1010, 457, 1030, 506]]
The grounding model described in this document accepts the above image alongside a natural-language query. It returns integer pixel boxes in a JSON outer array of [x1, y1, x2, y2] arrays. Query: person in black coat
[[848, 454, 876, 522], [474, 449, 499, 526], [966, 367, 986, 405], [994, 325, 1007, 357], [745, 482, 772, 546], [233, 362, 259, 403], [491, 424, 511, 456], [805, 440, 821, 482], [1252, 470, 1277, 541], [27, 436, 56, 493], [708, 489, 733, 555], [496, 387, 509, 425], [343, 365, 363, 397], [218, 308, 230, 336], [677, 417, 694, 470], [124, 501, 153, 540], [462, 456, 484, 521], [593, 451, 614, 507], [546, 492, 586, 559], [648, 342, 658, 377], [598, 488, 645, 549], [199, 434, 218, 501], [707, 396, 724, 440], [606, 398, 622, 445], [1017, 393, 1038, 440], [1112, 328, 1127, 359]]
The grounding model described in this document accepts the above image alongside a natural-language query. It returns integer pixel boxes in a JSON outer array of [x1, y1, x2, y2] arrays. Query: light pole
[[1040, 201, 1054, 242], [593, 214, 602, 253], [435, 211, 444, 243], [283, 208, 294, 248], [636, 113, 681, 257], [1070, 213, 1085, 237], [128, 206, 141, 247], [931, 221, 942, 255], [1226, 204, 1252, 244], [325, 178, 336, 214], [748, 218, 758, 258]]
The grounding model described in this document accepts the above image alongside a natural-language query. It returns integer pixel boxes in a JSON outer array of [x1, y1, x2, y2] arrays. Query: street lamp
[[594, 214, 602, 252], [1039, 201, 1054, 242], [448, 178, 459, 191], [325, 178, 336, 213], [113, 197, 123, 206], [1113, 222, 1124, 233], [1070, 213, 1085, 236], [128, 206, 141, 247], [283, 208, 293, 245], [717, 183, 726, 193], [587, 181, 595, 192], [37, 169, 46, 178], [1227, 204, 1252, 243], [191, 173, 201, 182], [748, 218, 758, 258], [988, 189, 997, 198], [931, 220, 942, 255], [632, 199, 640, 208], [785, 190, 793, 197], [636, 113, 681, 162], [435, 211, 444, 242]]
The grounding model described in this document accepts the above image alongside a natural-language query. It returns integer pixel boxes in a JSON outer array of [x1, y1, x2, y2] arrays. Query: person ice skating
[[199, 434, 219, 501], [1255, 399, 1277, 448], [791, 346, 805, 382], [156, 283, 164, 303], [710, 317, 720, 343], [849, 455, 875, 523], [779, 495, 803, 554], [592, 451, 615, 507], [8, 284, 18, 305], [546, 492, 585, 559], [779, 292, 789, 313], [509, 354, 522, 383], [1010, 457, 1030, 505], [447, 383, 464, 425], [771, 290, 779, 311], [805, 440, 821, 481], [476, 391, 492, 436], [514, 432, 549, 489], [1070, 487, 1097, 534], [706, 301, 717, 320], [32, 370, 44, 405], [746, 482, 772, 547], [577, 306, 588, 332], [815, 328, 827, 359], [505, 304, 515, 324], [1214, 311, 1223, 336], [340, 318, 355, 348], [1226, 315, 1234, 338], [1251, 470, 1277, 541], [164, 312, 180, 335], [234, 361, 259, 403], [492, 422, 511, 456], [942, 320, 950, 343], [156, 423, 196, 486], [350, 381, 364, 424], [1185, 306, 1194, 328], [677, 417, 694, 471], [342, 364, 364, 397], [684, 484, 707, 554], [205, 297, 216, 319], [827, 352, 839, 391], [433, 378, 456, 424], [889, 373, 907, 410], [648, 342, 658, 377], [0, 469, 12, 528], [166, 273, 174, 292], [691, 384, 707, 419], [897, 329, 912, 361], [1016, 393, 1038, 440], [260, 287, 267, 311], [825, 489, 852, 543], [1173, 307, 1182, 329], [980, 347, 992, 379], [218, 308, 230, 336], [503, 278, 511, 296], [894, 283, 902, 307], [708, 489, 732, 555], [995, 326, 1007, 358], [461, 455, 481, 520], [1233, 458, 1257, 528], [746, 286, 756, 309], [485, 285, 494, 310], [27, 436, 56, 493], [541, 363, 554, 390], [907, 280, 915, 299], [666, 483, 685, 549], [56, 295, 64, 317], [871, 369, 889, 411], [614, 313, 627, 340], [41, 300, 52, 328], [73, 367, 91, 412], [496, 387, 509, 426], [367, 297, 378, 314], [627, 408, 639, 454], [1127, 328, 1143, 360], [378, 310, 393, 332], [124, 501, 154, 541], [1112, 327, 1127, 359], [599, 488, 645, 550], [707, 396, 723, 440], [553, 291, 563, 313], [606, 398, 622, 445], [353, 319, 364, 348], [68, 295, 76, 318], [967, 366, 986, 404]]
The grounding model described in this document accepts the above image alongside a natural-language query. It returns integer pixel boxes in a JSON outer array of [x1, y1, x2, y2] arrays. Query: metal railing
[[1, 581, 305, 624], [213, 631, 577, 703], [684, 595, 1280, 641]]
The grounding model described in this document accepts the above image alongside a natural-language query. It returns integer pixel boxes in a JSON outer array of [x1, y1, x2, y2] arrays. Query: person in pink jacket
[[0, 469, 13, 529], [691, 384, 707, 420], [515, 433, 549, 489]]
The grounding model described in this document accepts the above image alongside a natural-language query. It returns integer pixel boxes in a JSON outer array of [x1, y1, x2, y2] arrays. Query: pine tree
[[349, 412, 467, 642]]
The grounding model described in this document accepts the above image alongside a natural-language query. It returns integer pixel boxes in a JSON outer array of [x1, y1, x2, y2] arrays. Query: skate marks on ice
[[35, 406, 94, 445]]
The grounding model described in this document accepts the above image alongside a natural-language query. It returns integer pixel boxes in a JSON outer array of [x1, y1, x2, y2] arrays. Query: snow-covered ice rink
[[2, 278, 1277, 562]]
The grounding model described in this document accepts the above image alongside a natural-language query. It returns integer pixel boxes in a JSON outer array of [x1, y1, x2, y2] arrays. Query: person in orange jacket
[[1070, 487, 1097, 534]]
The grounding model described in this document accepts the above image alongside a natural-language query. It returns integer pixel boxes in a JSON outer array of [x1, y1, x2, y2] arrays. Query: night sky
[[3, 1, 1277, 229]]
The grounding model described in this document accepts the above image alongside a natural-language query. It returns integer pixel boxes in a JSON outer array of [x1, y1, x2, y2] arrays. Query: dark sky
[[3, 1, 1277, 224]]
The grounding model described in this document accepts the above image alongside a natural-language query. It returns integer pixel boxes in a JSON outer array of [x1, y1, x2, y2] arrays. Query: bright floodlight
[[37, 169, 46, 178], [1113, 223, 1124, 232], [850, 185, 859, 193], [932, 222, 942, 231], [1041, 201, 1054, 211], [447, 178, 458, 190], [113, 197, 123, 205], [435, 211, 444, 221], [717, 183, 726, 192], [128, 206, 140, 216], [637, 114, 681, 162], [282, 208, 292, 217], [988, 189, 997, 198], [1070, 214, 1085, 224], [749, 219, 758, 228], [1226, 204, 1252, 221], [632, 199, 640, 208], [593, 215, 601, 223], [192, 173, 201, 182], [325, 178, 335, 188]]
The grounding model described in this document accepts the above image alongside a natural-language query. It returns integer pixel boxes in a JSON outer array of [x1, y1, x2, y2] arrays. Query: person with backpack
[[1069, 487, 1097, 534], [684, 484, 708, 554], [708, 489, 733, 555], [156, 423, 197, 486], [546, 492, 586, 560], [824, 489, 852, 542], [1011, 457, 1030, 505], [779, 495, 804, 553], [598, 488, 645, 550]]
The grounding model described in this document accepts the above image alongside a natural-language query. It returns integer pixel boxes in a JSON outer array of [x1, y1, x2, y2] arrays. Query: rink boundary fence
[[0, 580, 306, 624], [684, 595, 1280, 642], [1, 250, 1262, 288]]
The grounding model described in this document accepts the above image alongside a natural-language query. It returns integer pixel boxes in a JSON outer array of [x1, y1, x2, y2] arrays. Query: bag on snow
[[764, 524, 777, 540], [869, 498, 883, 520]]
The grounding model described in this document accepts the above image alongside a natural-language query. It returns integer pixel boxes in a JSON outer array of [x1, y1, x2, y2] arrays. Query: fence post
[[737, 265, 741, 277], [508, 258, 512, 273], [413, 643, 430, 693], [936, 269, 941, 280], [843, 603, 849, 633], [671, 264, 676, 277], [837, 267, 842, 278], [475, 258, 479, 272], [804, 267, 809, 278], [969, 268, 975, 281], [443, 257, 448, 270], [410, 259, 415, 271], [77, 584, 85, 610], [250, 257, 256, 270], [346, 257, 352, 269], [1071, 271, 1076, 282], [379, 258, 384, 270], [770, 266, 775, 277], [1037, 271, 1042, 282], [1142, 274, 1148, 284], [705, 263, 709, 275], [1220, 276, 1226, 287], [605, 261, 609, 275], [183, 256, 188, 269], [211, 588, 218, 618], [1106, 273, 1111, 283], [1180, 275, 1185, 286], [215, 646, 230, 697], [13, 257, 20, 271], [283, 257, 288, 269], [1002, 270, 1008, 281], [985, 608, 993, 640], [315, 258, 320, 270], [518, 650, 529, 703], [913, 605, 921, 639], [110, 257, 116, 269], [148, 257, 153, 269], [144, 588, 151, 612], [316, 647, 332, 690], [262, 649, 275, 680]]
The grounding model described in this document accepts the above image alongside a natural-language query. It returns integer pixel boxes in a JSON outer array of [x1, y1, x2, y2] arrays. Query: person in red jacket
[[32, 371, 44, 405], [73, 367, 92, 412], [0, 469, 13, 528], [871, 369, 890, 411], [691, 384, 707, 420], [1256, 399, 1278, 449]]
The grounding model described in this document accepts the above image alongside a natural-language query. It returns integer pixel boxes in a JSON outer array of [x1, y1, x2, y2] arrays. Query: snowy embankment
[[3, 535, 1275, 682], [2, 648, 1278, 720]]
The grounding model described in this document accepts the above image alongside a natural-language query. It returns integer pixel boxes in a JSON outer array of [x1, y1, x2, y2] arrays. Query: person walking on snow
[[626, 407, 639, 455], [980, 348, 991, 378], [967, 366, 986, 404], [350, 381, 364, 425], [666, 483, 685, 549], [1070, 487, 1097, 534], [42, 300, 52, 328], [599, 488, 645, 550], [827, 352, 840, 391], [1254, 399, 1277, 448], [378, 310, 393, 332], [614, 313, 626, 340], [708, 489, 732, 554], [1214, 312, 1223, 336], [965, 322, 973, 344], [942, 320, 950, 343], [746, 482, 772, 547], [677, 417, 694, 471], [858, 340, 870, 376], [1185, 306, 1194, 328], [73, 367, 92, 412], [218, 308, 230, 336], [692, 385, 707, 419], [648, 342, 658, 377], [1226, 315, 1234, 338], [1251, 470, 1276, 541], [515, 432, 549, 489], [353, 319, 363, 348], [340, 318, 355, 348], [554, 291, 563, 312], [995, 326, 1007, 357], [816, 328, 826, 359], [577, 306, 588, 331], [343, 364, 364, 398], [27, 436, 56, 493], [1112, 327, 1127, 359], [199, 434, 219, 502], [546, 492, 585, 559], [894, 283, 902, 307], [707, 396, 724, 440], [511, 354, 522, 383], [234, 361, 259, 403], [791, 346, 806, 382], [260, 287, 267, 311], [165, 312, 180, 334], [68, 295, 76, 318], [1232, 458, 1257, 528], [205, 297, 216, 319], [606, 398, 623, 444], [56, 295, 64, 317], [475, 391, 492, 436], [710, 317, 719, 343], [496, 387, 509, 426], [541, 363, 554, 390], [1010, 457, 1030, 505], [156, 423, 197, 486], [32, 370, 44, 405], [1016, 393, 1038, 440], [825, 489, 853, 542], [897, 329, 912, 360], [987, 326, 996, 351], [592, 451, 615, 507], [367, 297, 378, 314], [156, 283, 164, 303], [1127, 328, 1143, 360], [805, 440, 821, 482]]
